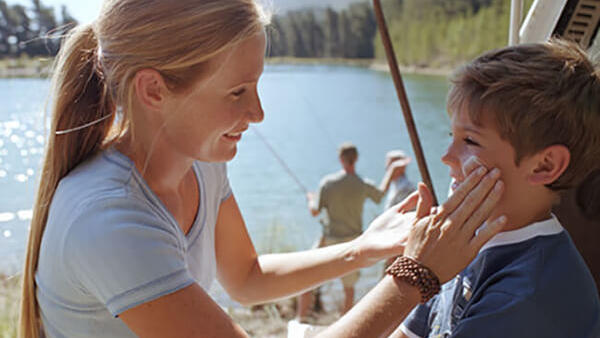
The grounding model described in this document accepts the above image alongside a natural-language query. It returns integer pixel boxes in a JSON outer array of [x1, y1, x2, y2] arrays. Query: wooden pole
[[372, 0, 438, 205]]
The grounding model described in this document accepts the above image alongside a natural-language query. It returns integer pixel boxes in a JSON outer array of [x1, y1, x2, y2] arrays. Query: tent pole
[[372, 0, 438, 205]]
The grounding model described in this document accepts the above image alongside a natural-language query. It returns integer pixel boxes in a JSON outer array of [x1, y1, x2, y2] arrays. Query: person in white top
[[384, 150, 416, 210]]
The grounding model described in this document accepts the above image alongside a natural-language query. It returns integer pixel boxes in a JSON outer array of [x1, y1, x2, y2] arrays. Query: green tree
[[26, 0, 59, 55], [0, 3, 34, 56], [267, 16, 288, 57], [323, 7, 341, 57], [374, 0, 520, 68]]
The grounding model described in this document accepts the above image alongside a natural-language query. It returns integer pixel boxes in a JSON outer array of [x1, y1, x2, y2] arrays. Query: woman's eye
[[232, 88, 246, 97]]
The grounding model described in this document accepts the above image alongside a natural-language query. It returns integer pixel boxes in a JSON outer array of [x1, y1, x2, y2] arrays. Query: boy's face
[[442, 109, 530, 224]]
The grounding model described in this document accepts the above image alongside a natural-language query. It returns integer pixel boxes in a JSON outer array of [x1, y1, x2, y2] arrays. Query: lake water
[[0, 64, 452, 307]]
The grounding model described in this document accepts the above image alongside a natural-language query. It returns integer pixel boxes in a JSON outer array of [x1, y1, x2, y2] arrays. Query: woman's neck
[[115, 132, 195, 196]]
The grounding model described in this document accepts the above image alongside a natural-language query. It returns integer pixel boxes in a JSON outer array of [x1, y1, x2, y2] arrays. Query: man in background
[[383, 149, 415, 210], [296, 142, 403, 321]]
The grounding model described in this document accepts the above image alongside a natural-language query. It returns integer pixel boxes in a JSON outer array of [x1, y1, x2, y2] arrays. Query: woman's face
[[161, 32, 266, 163]]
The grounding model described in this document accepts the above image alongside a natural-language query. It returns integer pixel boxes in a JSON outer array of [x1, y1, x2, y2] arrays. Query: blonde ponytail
[[18, 24, 119, 338]]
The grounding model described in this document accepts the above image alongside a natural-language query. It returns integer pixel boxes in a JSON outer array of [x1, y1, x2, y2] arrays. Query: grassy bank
[[0, 56, 52, 78], [267, 57, 453, 76], [267, 57, 374, 68], [0, 276, 19, 338]]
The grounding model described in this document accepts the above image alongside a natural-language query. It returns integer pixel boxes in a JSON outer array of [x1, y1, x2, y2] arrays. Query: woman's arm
[[214, 192, 420, 305], [323, 276, 420, 338], [120, 283, 248, 338]]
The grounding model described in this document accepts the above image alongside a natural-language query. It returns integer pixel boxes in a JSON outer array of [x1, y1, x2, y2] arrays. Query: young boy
[[397, 39, 600, 337]]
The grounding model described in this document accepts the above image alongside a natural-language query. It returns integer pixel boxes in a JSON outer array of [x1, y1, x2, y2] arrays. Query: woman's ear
[[527, 145, 571, 186], [133, 69, 169, 111]]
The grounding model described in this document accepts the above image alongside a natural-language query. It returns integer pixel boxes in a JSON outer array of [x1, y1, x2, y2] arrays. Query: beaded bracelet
[[385, 256, 441, 303]]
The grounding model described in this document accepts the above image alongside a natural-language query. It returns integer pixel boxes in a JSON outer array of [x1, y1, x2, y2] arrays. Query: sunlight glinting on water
[[0, 213, 15, 223], [0, 210, 33, 223], [0, 80, 48, 276], [14, 174, 28, 182]]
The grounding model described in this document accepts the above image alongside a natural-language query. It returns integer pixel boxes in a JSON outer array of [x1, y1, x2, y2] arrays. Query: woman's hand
[[404, 159, 505, 283], [352, 192, 420, 266]]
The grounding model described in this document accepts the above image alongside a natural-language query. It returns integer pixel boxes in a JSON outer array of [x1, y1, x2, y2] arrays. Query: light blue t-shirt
[[36, 147, 232, 337]]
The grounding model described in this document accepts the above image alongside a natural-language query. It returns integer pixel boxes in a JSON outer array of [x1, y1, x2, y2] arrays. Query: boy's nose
[[441, 143, 459, 168], [442, 142, 469, 177]]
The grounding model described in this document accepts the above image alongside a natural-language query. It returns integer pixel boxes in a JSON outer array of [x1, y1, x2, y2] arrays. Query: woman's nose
[[247, 91, 264, 123]]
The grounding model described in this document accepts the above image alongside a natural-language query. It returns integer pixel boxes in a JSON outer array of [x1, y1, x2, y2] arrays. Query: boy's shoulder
[[469, 216, 595, 298], [459, 216, 600, 335], [402, 216, 600, 338]]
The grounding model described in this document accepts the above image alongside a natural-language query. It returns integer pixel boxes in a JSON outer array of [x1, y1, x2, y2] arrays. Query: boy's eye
[[464, 137, 480, 146]]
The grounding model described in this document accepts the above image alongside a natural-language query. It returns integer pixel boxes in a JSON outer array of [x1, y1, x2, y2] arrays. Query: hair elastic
[[55, 112, 114, 135]]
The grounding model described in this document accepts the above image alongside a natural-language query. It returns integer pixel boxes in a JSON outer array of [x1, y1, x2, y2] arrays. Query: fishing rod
[[301, 96, 338, 151], [372, 0, 439, 206], [251, 126, 309, 195]]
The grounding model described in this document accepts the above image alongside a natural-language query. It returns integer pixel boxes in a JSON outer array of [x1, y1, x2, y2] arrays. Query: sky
[[12, 0, 103, 23], [9, 0, 359, 24]]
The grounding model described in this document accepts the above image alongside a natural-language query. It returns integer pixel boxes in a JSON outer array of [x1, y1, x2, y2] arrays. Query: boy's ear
[[133, 69, 169, 112], [527, 145, 571, 186]]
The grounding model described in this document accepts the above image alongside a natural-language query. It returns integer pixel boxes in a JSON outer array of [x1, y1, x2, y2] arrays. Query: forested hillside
[[0, 0, 533, 69], [373, 0, 533, 67], [273, 0, 362, 12], [268, 3, 377, 58], [0, 0, 77, 57], [269, 0, 534, 67]]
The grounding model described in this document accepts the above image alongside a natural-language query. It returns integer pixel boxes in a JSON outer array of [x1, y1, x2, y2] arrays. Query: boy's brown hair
[[447, 39, 600, 195]]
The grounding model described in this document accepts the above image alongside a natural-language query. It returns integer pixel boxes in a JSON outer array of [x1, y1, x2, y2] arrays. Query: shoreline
[[369, 61, 454, 77], [0, 57, 52, 78], [0, 57, 453, 79], [267, 57, 453, 77]]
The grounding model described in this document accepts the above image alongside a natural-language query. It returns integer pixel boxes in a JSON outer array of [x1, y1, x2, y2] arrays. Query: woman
[[19, 0, 505, 337]]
